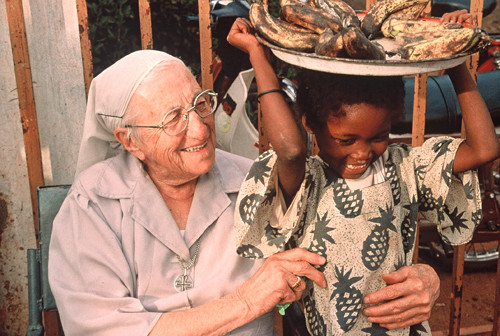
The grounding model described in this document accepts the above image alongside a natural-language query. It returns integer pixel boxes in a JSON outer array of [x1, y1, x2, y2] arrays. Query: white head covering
[[75, 50, 178, 175]]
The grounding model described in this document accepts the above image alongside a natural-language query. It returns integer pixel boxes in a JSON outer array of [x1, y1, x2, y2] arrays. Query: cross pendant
[[174, 272, 193, 292]]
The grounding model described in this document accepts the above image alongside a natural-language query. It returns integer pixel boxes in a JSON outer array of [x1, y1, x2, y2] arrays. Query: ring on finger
[[291, 276, 302, 290]]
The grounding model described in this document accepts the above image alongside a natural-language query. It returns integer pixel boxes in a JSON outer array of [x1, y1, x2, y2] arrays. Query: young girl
[[227, 17, 500, 336]]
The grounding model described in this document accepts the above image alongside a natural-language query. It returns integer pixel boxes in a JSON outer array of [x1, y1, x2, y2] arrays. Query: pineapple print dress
[[234, 136, 482, 336]]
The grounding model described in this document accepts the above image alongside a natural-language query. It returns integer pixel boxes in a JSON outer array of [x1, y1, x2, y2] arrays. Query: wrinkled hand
[[440, 9, 473, 25], [362, 264, 440, 330], [227, 17, 269, 58], [236, 248, 326, 319]]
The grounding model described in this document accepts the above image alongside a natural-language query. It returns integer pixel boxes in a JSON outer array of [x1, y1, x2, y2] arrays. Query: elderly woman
[[48, 50, 326, 335]]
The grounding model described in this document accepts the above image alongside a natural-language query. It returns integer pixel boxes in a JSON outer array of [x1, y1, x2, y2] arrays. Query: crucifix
[[174, 270, 194, 292]]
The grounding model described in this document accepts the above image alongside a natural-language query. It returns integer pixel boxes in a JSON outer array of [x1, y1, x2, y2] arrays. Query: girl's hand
[[227, 18, 268, 58], [236, 248, 326, 320], [362, 264, 440, 329], [440, 9, 473, 25]]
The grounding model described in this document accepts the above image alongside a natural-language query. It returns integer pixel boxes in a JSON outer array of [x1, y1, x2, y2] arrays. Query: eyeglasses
[[124, 89, 218, 136]]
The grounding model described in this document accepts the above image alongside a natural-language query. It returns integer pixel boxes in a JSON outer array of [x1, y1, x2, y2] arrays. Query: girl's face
[[313, 103, 391, 179]]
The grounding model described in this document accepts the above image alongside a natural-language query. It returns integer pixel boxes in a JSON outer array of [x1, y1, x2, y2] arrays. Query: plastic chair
[[26, 185, 70, 336]]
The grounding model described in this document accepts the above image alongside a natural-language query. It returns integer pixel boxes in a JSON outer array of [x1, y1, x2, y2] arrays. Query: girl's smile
[[344, 161, 370, 176]]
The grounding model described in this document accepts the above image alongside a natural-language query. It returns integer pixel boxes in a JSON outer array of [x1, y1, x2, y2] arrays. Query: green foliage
[[87, 0, 141, 74], [86, 0, 285, 77], [87, 0, 202, 76], [149, 0, 202, 74]]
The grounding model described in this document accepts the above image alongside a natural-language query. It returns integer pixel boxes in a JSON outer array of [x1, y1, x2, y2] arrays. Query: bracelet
[[257, 88, 284, 102]]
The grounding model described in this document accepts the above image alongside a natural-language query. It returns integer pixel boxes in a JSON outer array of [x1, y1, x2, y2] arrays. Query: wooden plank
[[448, 4, 484, 334], [24, 1, 86, 185], [76, 0, 94, 96], [411, 74, 427, 147], [365, 0, 376, 10], [412, 74, 427, 264], [449, 244, 466, 336], [5, 0, 45, 239], [138, 0, 153, 50], [432, 324, 493, 336], [494, 236, 500, 336], [198, 0, 213, 90], [3, 0, 85, 332], [423, 1, 432, 16], [43, 311, 64, 336], [1, 2, 38, 333], [274, 310, 284, 336], [470, 0, 484, 28]]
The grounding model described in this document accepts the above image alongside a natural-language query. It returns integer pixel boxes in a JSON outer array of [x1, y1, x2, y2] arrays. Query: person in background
[[227, 12, 499, 335], [440, 9, 473, 24], [48, 49, 327, 336]]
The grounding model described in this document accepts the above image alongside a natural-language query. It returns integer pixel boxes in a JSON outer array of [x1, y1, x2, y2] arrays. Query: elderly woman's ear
[[114, 127, 146, 161]]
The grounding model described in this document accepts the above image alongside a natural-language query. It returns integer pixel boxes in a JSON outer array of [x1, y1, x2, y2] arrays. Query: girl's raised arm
[[227, 18, 307, 203], [449, 63, 500, 173]]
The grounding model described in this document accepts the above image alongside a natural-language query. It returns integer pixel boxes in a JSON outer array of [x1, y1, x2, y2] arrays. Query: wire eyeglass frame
[[124, 89, 218, 136]]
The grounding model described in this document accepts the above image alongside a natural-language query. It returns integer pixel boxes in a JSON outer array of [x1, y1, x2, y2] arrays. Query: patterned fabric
[[234, 137, 481, 335]]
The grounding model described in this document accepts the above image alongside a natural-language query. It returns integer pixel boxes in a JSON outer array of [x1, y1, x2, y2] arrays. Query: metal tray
[[259, 36, 471, 76]]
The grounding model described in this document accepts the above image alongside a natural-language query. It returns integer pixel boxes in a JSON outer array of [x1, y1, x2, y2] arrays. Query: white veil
[[75, 50, 178, 175]]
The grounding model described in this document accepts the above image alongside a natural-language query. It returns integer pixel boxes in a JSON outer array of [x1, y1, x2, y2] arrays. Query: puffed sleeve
[[234, 150, 310, 258], [409, 137, 482, 245], [48, 187, 161, 336]]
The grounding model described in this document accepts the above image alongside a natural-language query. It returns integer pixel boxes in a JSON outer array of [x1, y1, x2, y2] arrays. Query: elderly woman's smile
[[181, 141, 208, 152]]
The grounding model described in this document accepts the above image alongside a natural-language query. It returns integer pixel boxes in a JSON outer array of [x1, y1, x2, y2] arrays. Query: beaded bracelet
[[257, 88, 284, 102]]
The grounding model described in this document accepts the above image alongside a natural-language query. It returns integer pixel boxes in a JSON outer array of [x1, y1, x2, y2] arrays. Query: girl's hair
[[296, 70, 405, 133]]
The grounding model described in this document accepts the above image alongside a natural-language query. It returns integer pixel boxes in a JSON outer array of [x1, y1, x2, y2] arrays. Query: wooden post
[[411, 73, 427, 264], [494, 236, 500, 336], [5, 0, 45, 241], [449, 244, 466, 336], [76, 0, 94, 96], [365, 0, 376, 9], [411, 74, 427, 147], [198, 0, 213, 90], [43, 311, 64, 336], [448, 2, 484, 333], [138, 0, 153, 50], [467, 0, 483, 82], [470, 0, 484, 29]]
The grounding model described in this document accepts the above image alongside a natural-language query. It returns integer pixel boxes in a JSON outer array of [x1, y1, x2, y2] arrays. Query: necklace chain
[[173, 238, 202, 292], [175, 239, 201, 271]]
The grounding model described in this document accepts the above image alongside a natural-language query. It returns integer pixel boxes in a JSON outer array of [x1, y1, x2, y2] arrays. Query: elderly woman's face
[[128, 61, 216, 184]]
